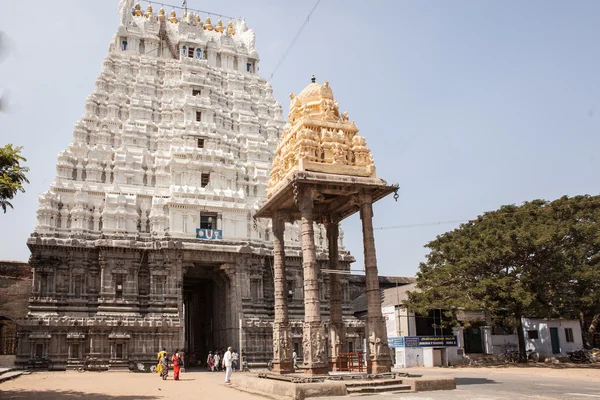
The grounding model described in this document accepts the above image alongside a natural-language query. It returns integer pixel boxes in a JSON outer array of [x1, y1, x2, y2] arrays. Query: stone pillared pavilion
[[255, 76, 398, 374]]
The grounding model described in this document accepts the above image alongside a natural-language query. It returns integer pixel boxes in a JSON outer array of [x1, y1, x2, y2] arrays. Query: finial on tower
[[134, 2, 143, 16], [204, 17, 213, 30], [169, 9, 179, 23], [145, 4, 153, 18], [216, 19, 225, 32], [159, 7, 166, 21], [228, 21, 236, 35], [196, 15, 203, 25], [311, 75, 316, 83]]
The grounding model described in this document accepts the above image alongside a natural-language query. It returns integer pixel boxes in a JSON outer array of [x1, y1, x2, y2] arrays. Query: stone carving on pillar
[[271, 213, 294, 373], [359, 191, 392, 373], [326, 218, 345, 369], [298, 189, 328, 375]]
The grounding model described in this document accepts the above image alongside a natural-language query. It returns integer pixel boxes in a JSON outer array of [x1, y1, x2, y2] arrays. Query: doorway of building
[[549, 327, 561, 354], [184, 278, 214, 367], [464, 323, 485, 354]]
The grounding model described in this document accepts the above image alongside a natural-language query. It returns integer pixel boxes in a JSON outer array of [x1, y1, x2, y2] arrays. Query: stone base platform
[[230, 372, 456, 400]]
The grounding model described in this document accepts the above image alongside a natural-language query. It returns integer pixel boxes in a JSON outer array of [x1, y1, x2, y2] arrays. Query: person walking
[[293, 350, 299, 370], [232, 349, 239, 371], [207, 351, 215, 372], [160, 351, 169, 380], [213, 351, 220, 372], [172, 349, 182, 381], [223, 346, 233, 384], [156, 347, 167, 377]]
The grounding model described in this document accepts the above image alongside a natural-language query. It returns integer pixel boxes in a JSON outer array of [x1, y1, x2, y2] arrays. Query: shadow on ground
[[455, 377, 498, 385], [0, 390, 160, 400]]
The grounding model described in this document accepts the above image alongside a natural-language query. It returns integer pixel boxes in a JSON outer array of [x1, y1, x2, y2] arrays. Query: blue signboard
[[196, 228, 223, 240], [390, 335, 458, 348], [388, 336, 405, 348]]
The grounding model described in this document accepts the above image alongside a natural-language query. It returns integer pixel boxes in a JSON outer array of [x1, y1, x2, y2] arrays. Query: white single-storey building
[[379, 284, 584, 366]]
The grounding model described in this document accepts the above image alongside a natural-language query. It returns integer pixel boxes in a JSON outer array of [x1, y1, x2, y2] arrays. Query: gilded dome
[[295, 76, 334, 104]]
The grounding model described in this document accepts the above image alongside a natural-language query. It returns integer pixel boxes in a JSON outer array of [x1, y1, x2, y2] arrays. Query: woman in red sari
[[172, 349, 182, 381]]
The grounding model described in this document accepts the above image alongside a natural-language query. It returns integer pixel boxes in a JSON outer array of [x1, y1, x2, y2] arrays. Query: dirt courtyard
[[1, 365, 599, 400], [0, 369, 260, 400]]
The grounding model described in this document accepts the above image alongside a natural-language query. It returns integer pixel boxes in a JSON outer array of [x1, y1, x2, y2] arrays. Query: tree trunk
[[580, 311, 590, 348], [587, 313, 600, 349], [515, 314, 527, 363]]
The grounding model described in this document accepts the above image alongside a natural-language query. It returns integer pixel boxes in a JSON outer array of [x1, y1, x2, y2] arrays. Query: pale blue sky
[[1, 1, 599, 277]]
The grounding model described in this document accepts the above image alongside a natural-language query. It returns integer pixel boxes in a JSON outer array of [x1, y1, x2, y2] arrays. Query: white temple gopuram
[[16, 1, 367, 370]]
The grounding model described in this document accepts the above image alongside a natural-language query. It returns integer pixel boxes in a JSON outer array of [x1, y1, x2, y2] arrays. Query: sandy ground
[[0, 369, 260, 400], [1, 365, 599, 400]]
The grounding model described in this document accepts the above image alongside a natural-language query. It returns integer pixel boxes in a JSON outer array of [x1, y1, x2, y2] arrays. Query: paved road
[[319, 367, 600, 400], [314, 368, 600, 400]]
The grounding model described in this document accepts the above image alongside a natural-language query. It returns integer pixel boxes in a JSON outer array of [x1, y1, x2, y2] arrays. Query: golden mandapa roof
[[266, 76, 377, 198]]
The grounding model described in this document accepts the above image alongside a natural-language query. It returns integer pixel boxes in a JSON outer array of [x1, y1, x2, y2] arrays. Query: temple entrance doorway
[[183, 264, 232, 368], [183, 276, 214, 367]]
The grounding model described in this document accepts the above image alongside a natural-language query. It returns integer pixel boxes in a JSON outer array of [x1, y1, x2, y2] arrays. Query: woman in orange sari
[[172, 349, 181, 381]]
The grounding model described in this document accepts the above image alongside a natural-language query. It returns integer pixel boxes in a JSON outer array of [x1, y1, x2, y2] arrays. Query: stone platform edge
[[231, 373, 347, 400], [403, 376, 457, 391], [231, 373, 456, 399]]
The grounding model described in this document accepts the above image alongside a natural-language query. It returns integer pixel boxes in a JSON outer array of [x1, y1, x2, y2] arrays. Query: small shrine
[[255, 76, 398, 375]]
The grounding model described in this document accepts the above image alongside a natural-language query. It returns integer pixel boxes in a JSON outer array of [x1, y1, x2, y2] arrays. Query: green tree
[[0, 144, 30, 212], [406, 195, 600, 359]]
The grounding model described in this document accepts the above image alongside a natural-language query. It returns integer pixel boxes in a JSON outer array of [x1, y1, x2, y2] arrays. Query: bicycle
[[499, 348, 520, 364]]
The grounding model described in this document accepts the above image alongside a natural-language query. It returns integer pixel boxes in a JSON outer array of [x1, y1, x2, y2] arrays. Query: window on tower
[[188, 46, 195, 58], [196, 48, 203, 59], [197, 138, 205, 148], [201, 173, 210, 188], [181, 45, 187, 58], [196, 111, 202, 122], [192, 89, 201, 96], [200, 213, 217, 229], [246, 63, 253, 73], [121, 38, 128, 51]]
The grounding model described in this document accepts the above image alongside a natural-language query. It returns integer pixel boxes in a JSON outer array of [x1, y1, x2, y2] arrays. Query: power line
[[374, 197, 600, 231], [269, 0, 321, 80], [141, 0, 236, 20]]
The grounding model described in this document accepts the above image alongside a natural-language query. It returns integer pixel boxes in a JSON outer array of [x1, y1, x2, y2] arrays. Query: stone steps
[[0, 370, 24, 384], [345, 379, 412, 394]]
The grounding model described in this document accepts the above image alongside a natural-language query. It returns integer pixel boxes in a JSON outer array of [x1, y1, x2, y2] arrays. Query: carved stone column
[[271, 213, 294, 373], [327, 218, 344, 370], [359, 191, 391, 373], [298, 188, 328, 375]]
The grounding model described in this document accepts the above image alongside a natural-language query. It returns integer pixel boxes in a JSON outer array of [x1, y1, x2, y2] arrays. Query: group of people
[[207, 348, 239, 375], [206, 347, 235, 383], [156, 346, 236, 384], [156, 348, 183, 381]]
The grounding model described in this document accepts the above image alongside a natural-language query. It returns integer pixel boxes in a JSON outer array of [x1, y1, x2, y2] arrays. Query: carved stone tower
[[18, 2, 368, 370], [256, 76, 397, 374]]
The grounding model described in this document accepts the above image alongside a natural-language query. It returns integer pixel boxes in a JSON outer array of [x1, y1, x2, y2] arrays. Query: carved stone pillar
[[327, 219, 344, 370], [359, 191, 391, 373], [271, 214, 293, 373], [298, 188, 328, 375]]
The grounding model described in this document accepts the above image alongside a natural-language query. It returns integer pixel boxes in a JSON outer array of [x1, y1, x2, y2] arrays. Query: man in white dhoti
[[223, 346, 233, 384]]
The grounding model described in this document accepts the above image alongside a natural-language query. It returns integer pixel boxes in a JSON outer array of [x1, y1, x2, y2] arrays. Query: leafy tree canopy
[[406, 195, 600, 353], [0, 144, 30, 213]]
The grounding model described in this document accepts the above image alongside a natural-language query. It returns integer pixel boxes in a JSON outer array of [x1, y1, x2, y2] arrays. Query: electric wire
[[269, 0, 322, 80], [141, 0, 236, 20], [374, 197, 600, 231]]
